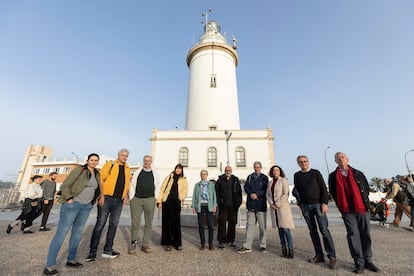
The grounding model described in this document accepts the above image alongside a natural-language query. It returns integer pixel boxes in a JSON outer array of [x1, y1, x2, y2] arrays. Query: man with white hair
[[329, 152, 380, 274], [128, 155, 160, 254]]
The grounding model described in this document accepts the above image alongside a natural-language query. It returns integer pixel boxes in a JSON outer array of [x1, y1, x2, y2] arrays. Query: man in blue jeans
[[293, 155, 337, 269], [86, 149, 131, 261]]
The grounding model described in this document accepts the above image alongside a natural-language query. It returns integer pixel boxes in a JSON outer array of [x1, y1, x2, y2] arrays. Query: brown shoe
[[308, 256, 325, 263], [141, 246, 152, 253], [128, 243, 137, 255], [200, 244, 205, 250], [208, 244, 215, 250], [329, 258, 337, 269]]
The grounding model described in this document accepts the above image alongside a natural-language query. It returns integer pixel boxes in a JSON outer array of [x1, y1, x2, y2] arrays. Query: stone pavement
[[0, 205, 413, 275]]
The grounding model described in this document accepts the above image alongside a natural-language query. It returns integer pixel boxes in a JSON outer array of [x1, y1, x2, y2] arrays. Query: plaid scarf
[[201, 181, 209, 201]]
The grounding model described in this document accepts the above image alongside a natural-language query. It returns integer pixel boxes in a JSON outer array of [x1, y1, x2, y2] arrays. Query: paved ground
[[0, 205, 413, 276]]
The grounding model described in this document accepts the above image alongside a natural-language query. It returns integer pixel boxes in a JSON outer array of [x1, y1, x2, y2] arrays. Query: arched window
[[207, 147, 217, 167], [236, 147, 246, 167], [179, 147, 189, 167]]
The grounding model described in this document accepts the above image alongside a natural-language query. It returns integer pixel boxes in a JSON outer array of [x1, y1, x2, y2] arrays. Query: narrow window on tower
[[210, 74, 216, 88]]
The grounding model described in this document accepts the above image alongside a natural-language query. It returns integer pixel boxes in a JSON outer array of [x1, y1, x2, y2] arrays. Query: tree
[[369, 177, 383, 192]]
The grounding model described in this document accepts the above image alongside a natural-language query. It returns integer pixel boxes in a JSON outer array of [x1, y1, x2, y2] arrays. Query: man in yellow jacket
[[86, 149, 131, 261]]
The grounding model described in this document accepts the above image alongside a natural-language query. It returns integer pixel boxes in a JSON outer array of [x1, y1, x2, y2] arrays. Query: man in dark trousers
[[40, 172, 57, 231], [86, 149, 131, 261], [329, 152, 380, 274], [215, 166, 242, 249], [293, 155, 337, 270]]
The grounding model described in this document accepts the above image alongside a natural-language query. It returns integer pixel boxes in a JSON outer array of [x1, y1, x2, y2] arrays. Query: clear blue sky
[[1, 0, 413, 182]]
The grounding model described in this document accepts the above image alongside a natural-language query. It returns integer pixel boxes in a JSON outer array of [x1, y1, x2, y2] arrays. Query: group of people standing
[[6, 148, 380, 275]]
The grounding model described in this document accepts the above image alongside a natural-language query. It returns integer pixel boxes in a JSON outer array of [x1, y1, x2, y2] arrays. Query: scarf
[[201, 181, 209, 201], [335, 166, 366, 214]]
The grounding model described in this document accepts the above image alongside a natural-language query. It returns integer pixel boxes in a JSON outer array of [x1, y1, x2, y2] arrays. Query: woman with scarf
[[192, 169, 217, 250], [157, 164, 188, 251]]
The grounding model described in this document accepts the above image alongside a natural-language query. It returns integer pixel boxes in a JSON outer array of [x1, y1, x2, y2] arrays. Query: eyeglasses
[[298, 160, 308, 163]]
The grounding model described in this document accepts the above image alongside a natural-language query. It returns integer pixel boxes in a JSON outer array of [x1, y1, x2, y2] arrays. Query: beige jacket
[[157, 174, 188, 203], [266, 177, 295, 229]]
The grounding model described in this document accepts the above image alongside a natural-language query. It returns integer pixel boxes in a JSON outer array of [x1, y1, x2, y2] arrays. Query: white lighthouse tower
[[185, 20, 240, 130], [150, 13, 275, 197]]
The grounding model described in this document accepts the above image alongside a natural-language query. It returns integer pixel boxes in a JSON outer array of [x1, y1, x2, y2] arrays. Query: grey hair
[[296, 155, 308, 162], [143, 155, 152, 161], [118, 148, 129, 155], [200, 169, 208, 175], [334, 152, 347, 160], [253, 161, 262, 168], [383, 178, 392, 184]]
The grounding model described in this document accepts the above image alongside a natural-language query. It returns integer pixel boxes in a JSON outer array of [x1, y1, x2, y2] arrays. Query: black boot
[[287, 248, 294, 259], [281, 246, 287, 257]]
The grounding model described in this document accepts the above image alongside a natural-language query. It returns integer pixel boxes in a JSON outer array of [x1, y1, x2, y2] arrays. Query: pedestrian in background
[[383, 177, 411, 228], [40, 172, 57, 231], [7, 175, 43, 234]]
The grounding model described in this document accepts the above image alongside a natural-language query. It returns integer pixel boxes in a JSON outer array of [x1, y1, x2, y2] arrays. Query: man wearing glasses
[[293, 155, 337, 270], [215, 166, 242, 249]]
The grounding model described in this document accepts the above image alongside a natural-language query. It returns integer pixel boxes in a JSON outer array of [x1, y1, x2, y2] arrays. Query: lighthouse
[[185, 20, 240, 130], [150, 14, 275, 196]]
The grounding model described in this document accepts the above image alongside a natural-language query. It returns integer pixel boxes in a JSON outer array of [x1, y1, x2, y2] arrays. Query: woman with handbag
[[157, 164, 188, 251], [43, 153, 101, 276], [6, 175, 43, 234]]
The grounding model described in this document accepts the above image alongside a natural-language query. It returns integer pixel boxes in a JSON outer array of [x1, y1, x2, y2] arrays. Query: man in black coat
[[215, 166, 242, 249], [328, 152, 380, 274]]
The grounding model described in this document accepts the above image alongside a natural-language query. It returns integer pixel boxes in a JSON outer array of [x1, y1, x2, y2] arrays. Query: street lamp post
[[224, 130, 232, 166], [404, 149, 414, 175], [324, 146, 331, 177], [72, 152, 79, 163]]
